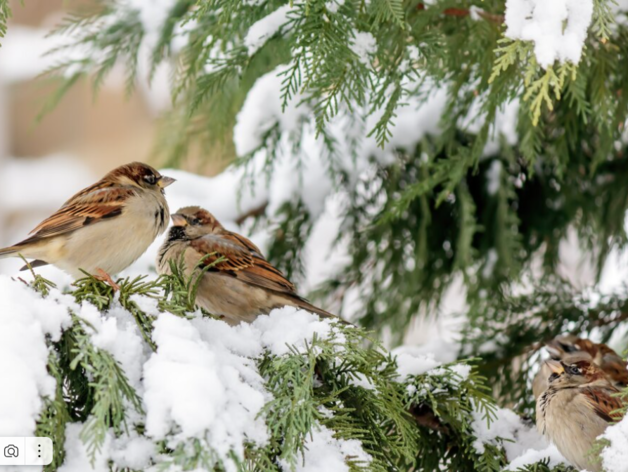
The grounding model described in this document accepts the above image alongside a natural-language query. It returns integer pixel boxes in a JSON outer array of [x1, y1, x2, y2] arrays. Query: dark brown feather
[[190, 233, 297, 294], [582, 386, 624, 423], [17, 186, 136, 245]]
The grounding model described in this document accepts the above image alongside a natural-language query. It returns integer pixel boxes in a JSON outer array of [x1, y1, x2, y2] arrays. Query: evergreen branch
[[68, 314, 143, 464]]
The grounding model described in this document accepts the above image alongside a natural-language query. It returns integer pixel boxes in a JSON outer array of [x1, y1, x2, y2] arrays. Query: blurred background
[[0, 0, 149, 253], [0, 0, 231, 273]]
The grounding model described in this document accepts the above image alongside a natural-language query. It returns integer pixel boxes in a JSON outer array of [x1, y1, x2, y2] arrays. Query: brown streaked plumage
[[0, 162, 175, 280], [532, 335, 628, 400], [157, 206, 341, 325], [536, 359, 625, 472]]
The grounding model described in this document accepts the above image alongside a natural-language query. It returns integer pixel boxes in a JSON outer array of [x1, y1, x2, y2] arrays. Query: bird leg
[[94, 268, 121, 291]]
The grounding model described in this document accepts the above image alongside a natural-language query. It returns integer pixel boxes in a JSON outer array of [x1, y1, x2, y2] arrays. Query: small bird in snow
[[0, 162, 175, 288], [157, 206, 340, 325], [532, 335, 628, 399], [536, 358, 624, 472]]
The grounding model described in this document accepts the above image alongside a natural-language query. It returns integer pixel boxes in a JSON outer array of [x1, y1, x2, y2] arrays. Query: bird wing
[[582, 386, 625, 423], [190, 232, 296, 294], [24, 183, 136, 242]]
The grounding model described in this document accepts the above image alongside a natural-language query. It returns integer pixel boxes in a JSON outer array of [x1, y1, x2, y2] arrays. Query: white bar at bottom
[[0, 437, 53, 465]]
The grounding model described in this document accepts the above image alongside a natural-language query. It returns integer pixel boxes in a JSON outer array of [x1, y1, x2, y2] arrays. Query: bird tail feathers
[[0, 246, 19, 259], [294, 299, 351, 325]]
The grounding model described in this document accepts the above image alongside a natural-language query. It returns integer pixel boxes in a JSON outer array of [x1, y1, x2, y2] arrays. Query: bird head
[[107, 162, 175, 194], [169, 206, 222, 240], [545, 358, 610, 389]]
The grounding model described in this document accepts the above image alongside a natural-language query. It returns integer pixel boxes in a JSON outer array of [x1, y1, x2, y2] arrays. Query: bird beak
[[158, 176, 176, 188], [171, 214, 188, 226], [545, 359, 564, 374]]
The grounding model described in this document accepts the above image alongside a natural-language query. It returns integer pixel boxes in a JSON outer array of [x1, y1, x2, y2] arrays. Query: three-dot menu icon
[[0, 438, 53, 465]]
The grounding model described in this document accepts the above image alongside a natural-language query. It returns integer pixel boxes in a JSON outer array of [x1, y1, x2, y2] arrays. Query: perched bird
[[0, 162, 175, 287], [157, 206, 339, 325], [536, 358, 624, 472], [532, 335, 628, 399]]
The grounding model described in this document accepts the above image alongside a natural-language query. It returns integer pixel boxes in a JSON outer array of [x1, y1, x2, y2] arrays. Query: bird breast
[[537, 388, 608, 472], [59, 189, 169, 276]]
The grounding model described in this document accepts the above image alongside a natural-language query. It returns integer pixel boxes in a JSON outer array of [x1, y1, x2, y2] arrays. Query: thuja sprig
[[67, 314, 143, 465], [116, 274, 162, 351], [17, 254, 57, 297], [72, 270, 116, 309], [159, 252, 226, 317]]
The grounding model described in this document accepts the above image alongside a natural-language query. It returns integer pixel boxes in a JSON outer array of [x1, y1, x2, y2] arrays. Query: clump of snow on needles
[[279, 423, 372, 472], [505, 0, 593, 68], [245, 4, 292, 55], [392, 346, 442, 379], [471, 405, 568, 468], [350, 31, 377, 65], [143, 312, 270, 466], [0, 276, 72, 437]]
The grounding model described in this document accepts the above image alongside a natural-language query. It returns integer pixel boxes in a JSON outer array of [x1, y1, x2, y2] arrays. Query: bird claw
[[94, 268, 120, 291]]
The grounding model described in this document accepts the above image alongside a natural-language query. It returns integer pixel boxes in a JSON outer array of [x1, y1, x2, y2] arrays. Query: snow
[[504, 0, 594, 68], [110, 432, 156, 471], [143, 308, 346, 469], [245, 5, 292, 55], [77, 301, 149, 392], [326, 0, 345, 14], [392, 347, 442, 379], [232, 66, 448, 220], [471, 405, 564, 466], [280, 424, 372, 472], [127, 0, 175, 34], [601, 415, 628, 472], [505, 444, 567, 471], [0, 276, 72, 437], [0, 270, 369, 471], [446, 363, 472, 381], [0, 26, 65, 83], [143, 312, 270, 464], [350, 31, 377, 65], [58, 423, 111, 472], [486, 160, 502, 195]]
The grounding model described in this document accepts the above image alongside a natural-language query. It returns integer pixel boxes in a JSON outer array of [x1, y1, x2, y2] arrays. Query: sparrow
[[536, 358, 625, 472], [0, 162, 175, 286], [157, 206, 340, 325], [533, 335, 628, 399]]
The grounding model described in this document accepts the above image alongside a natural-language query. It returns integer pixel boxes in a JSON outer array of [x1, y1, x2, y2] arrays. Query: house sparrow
[[157, 206, 340, 325], [532, 335, 628, 399], [0, 162, 174, 286], [536, 358, 624, 472]]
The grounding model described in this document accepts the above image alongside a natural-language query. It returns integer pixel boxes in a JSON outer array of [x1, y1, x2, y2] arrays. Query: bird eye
[[567, 365, 582, 375], [559, 342, 578, 353], [191, 218, 201, 225], [144, 174, 157, 185]]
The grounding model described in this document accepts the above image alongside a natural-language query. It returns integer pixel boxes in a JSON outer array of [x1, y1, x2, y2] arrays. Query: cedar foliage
[[25, 271, 504, 472]]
